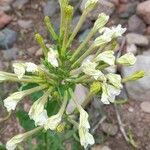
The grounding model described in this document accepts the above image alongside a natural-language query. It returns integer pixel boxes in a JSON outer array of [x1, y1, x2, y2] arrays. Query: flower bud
[[117, 52, 136, 66], [90, 81, 102, 95], [85, 0, 98, 11], [94, 13, 109, 30], [122, 71, 145, 83], [56, 123, 65, 133], [94, 51, 115, 66]]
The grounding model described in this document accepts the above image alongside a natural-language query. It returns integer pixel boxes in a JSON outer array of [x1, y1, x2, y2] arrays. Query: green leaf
[[16, 110, 35, 131]]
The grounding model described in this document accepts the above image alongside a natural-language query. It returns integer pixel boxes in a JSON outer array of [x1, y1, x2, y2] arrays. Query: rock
[[43, 1, 58, 17], [0, 4, 11, 12], [66, 84, 88, 114], [122, 55, 150, 101], [2, 47, 19, 60], [119, 2, 138, 19], [35, 48, 43, 57], [101, 123, 118, 136], [80, 0, 115, 20], [91, 145, 111, 150], [18, 20, 33, 29], [137, 0, 150, 25], [12, 0, 29, 9], [128, 15, 146, 34], [143, 50, 150, 56], [0, 11, 12, 29], [146, 26, 150, 35], [126, 33, 149, 46], [140, 101, 150, 113], [27, 46, 39, 54], [119, 0, 129, 4], [0, 28, 17, 49], [126, 44, 137, 55]]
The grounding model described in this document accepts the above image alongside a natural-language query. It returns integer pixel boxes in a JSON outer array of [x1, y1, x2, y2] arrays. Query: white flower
[[94, 13, 109, 30], [47, 48, 59, 68], [44, 113, 62, 130], [4, 92, 24, 112], [25, 62, 38, 73], [29, 99, 48, 126], [78, 107, 95, 148], [81, 59, 105, 80], [94, 25, 126, 46], [13, 63, 26, 79], [79, 127, 95, 149], [6, 134, 25, 150], [33, 110, 48, 126], [101, 83, 121, 104], [79, 107, 90, 129], [106, 73, 123, 89], [117, 52, 136, 66], [85, 0, 98, 9], [94, 51, 115, 66]]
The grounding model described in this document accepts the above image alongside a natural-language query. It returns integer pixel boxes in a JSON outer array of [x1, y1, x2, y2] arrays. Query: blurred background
[[0, 0, 150, 150]]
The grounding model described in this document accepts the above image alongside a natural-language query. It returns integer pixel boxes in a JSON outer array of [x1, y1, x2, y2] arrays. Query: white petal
[[13, 63, 25, 79], [94, 51, 115, 66], [117, 52, 136, 66], [25, 62, 38, 73], [44, 113, 61, 130], [47, 48, 59, 68], [106, 73, 123, 89]]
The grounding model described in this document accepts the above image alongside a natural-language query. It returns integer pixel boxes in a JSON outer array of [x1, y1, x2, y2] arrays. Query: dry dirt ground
[[0, 0, 150, 150]]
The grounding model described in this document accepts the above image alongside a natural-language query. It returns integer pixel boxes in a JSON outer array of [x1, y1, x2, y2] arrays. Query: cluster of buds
[[0, 0, 144, 149]]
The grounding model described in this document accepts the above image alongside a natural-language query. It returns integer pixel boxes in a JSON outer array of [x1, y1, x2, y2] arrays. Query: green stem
[[44, 16, 58, 41], [71, 44, 95, 69], [66, 10, 88, 49], [70, 28, 97, 62]]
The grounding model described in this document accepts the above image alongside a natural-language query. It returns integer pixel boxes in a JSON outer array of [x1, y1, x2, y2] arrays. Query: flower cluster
[[0, 0, 144, 149]]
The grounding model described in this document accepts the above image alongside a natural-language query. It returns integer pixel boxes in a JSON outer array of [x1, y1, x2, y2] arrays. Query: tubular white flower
[[101, 83, 121, 104], [47, 48, 59, 68], [6, 134, 25, 150], [106, 73, 123, 89], [81, 59, 105, 80], [94, 25, 126, 46], [94, 13, 109, 30], [85, 0, 98, 10], [117, 52, 137, 66], [44, 113, 62, 130], [29, 89, 51, 126], [4, 92, 25, 112], [44, 93, 68, 130], [94, 51, 115, 66], [33, 109, 48, 126], [4, 85, 47, 112], [25, 62, 38, 73], [79, 106, 90, 129], [79, 127, 95, 149], [13, 63, 26, 79]]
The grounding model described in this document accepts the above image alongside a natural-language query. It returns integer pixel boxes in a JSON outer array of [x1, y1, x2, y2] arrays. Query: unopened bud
[[90, 81, 102, 95], [122, 71, 145, 83], [85, 0, 98, 11]]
